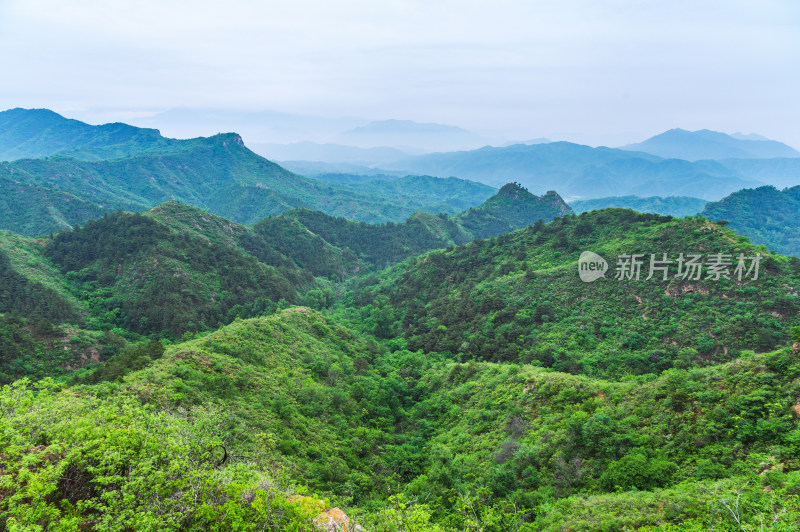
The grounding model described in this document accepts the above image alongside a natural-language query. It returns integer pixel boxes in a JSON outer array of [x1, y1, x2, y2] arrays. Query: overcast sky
[[0, 0, 798, 146]]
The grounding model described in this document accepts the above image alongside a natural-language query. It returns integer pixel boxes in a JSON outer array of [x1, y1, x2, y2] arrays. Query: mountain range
[[0, 108, 500, 235], [570, 195, 709, 217], [621, 128, 800, 160], [379, 141, 764, 199], [3, 197, 800, 529]]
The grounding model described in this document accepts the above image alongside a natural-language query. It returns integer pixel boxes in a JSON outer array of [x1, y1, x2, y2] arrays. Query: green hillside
[[348, 209, 800, 377], [0, 172, 111, 236], [703, 185, 800, 257], [4, 191, 800, 530], [43, 204, 312, 338], [0, 107, 187, 161], [258, 183, 571, 269], [4, 308, 800, 530]]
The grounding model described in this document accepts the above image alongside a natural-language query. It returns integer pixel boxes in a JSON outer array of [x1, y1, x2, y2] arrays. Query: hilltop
[[257, 183, 572, 268], [703, 185, 800, 257], [348, 208, 800, 377]]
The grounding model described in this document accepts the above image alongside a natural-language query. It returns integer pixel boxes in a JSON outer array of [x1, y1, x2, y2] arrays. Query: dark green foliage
[[703, 185, 800, 257], [258, 184, 570, 269], [457, 184, 573, 239], [79, 339, 164, 383], [0, 247, 81, 324], [45, 209, 301, 337], [0, 173, 111, 235]]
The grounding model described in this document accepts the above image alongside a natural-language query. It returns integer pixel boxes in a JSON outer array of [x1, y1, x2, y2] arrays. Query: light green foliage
[[0, 379, 323, 531]]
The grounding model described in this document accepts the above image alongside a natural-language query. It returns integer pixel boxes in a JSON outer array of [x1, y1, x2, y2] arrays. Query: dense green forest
[[0, 184, 565, 383], [703, 185, 800, 257], [256, 184, 571, 269], [2, 199, 800, 529], [4, 309, 800, 530], [3, 108, 800, 530]]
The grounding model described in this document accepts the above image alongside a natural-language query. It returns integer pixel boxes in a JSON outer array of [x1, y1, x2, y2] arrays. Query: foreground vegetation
[[2, 189, 800, 529], [3, 309, 800, 530]]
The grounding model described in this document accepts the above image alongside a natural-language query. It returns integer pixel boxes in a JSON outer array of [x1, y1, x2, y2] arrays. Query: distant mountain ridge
[[0, 108, 498, 235], [338, 119, 489, 151], [621, 128, 800, 161], [570, 195, 708, 217], [380, 141, 762, 199], [250, 141, 411, 165], [0, 107, 192, 161]]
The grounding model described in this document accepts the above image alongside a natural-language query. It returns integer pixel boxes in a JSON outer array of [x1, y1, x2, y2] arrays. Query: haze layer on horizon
[[0, 0, 798, 147]]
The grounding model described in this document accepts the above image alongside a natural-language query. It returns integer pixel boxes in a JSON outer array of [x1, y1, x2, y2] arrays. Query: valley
[[1, 109, 800, 531]]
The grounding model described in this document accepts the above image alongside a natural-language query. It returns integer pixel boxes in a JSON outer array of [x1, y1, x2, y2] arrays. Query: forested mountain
[[570, 195, 708, 217], [0, 185, 567, 370], [257, 183, 571, 268], [348, 208, 799, 378], [621, 128, 800, 160], [0, 172, 111, 235], [703, 185, 800, 257], [0, 107, 188, 161], [380, 142, 761, 199], [457, 185, 573, 238], [3, 198, 800, 529], [4, 110, 800, 530], [0, 109, 497, 235]]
